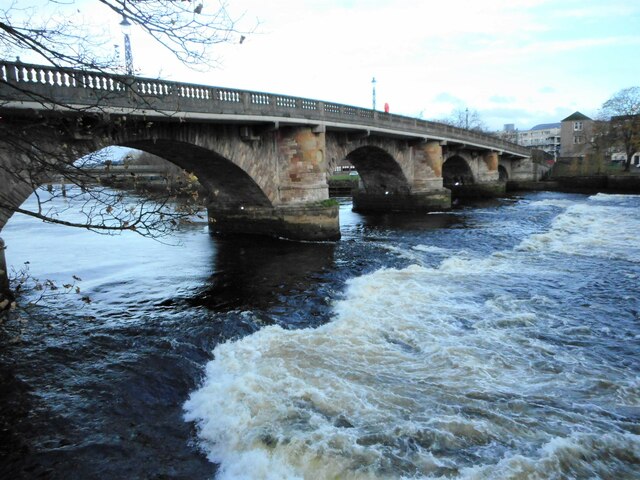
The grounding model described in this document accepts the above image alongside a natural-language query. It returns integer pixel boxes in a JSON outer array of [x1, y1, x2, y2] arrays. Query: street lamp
[[119, 15, 134, 75], [371, 77, 377, 110]]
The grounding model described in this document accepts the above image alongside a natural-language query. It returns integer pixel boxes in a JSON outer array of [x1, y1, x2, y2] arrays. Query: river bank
[[508, 174, 640, 194]]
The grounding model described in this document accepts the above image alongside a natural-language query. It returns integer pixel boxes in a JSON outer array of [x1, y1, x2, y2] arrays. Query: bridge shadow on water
[[186, 204, 469, 318], [186, 235, 338, 323], [350, 210, 462, 232], [339, 197, 465, 238]]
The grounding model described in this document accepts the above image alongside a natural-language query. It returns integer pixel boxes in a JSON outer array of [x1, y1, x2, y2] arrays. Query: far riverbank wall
[[508, 175, 640, 195]]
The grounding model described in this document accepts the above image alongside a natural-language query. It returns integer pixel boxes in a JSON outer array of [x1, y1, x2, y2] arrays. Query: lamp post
[[371, 77, 377, 111], [119, 15, 134, 75]]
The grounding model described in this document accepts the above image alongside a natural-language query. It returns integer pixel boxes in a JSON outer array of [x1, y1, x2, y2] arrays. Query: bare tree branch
[[436, 107, 489, 133], [598, 86, 640, 172], [0, 0, 254, 244]]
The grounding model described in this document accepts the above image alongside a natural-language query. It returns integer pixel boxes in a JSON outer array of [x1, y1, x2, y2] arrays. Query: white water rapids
[[184, 194, 640, 479]]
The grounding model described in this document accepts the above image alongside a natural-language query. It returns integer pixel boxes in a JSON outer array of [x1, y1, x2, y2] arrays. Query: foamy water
[[184, 193, 640, 479], [518, 195, 640, 263]]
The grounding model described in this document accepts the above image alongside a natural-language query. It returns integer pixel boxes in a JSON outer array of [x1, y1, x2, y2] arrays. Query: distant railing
[[0, 61, 531, 157]]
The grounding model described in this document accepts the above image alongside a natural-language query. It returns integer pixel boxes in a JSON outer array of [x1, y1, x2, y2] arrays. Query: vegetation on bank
[[315, 199, 340, 208], [329, 173, 359, 181]]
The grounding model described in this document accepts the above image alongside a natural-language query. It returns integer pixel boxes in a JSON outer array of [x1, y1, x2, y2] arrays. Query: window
[[574, 121, 583, 131], [634, 154, 639, 165], [573, 135, 584, 144]]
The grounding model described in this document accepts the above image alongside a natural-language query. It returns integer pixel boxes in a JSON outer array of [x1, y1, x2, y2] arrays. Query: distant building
[[500, 110, 636, 166], [333, 158, 355, 173], [559, 111, 594, 158], [500, 122, 561, 158], [611, 151, 640, 166]]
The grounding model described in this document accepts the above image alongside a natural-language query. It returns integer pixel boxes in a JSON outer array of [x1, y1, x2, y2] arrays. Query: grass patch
[[316, 198, 339, 207]]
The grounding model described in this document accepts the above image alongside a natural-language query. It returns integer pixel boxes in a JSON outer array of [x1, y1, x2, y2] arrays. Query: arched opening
[[345, 146, 409, 194], [442, 155, 474, 188], [0, 140, 274, 235], [71, 147, 201, 197], [498, 165, 509, 182], [122, 139, 272, 209]]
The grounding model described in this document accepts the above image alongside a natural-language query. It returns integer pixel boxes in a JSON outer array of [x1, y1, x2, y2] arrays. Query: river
[[1, 191, 639, 479]]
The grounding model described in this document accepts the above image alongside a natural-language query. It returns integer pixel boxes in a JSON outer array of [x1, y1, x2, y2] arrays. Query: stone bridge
[[0, 61, 534, 241]]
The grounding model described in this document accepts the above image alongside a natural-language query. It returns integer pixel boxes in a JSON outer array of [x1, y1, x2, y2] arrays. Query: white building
[[500, 123, 561, 158], [611, 151, 640, 166]]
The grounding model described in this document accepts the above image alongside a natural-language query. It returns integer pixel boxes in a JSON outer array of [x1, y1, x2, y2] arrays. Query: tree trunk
[[0, 237, 12, 311], [624, 146, 634, 172]]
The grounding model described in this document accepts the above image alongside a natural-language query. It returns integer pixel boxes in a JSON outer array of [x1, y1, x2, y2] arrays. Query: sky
[[8, 0, 640, 131]]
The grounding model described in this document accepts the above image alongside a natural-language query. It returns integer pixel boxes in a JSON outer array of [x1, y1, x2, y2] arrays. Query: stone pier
[[208, 203, 340, 241], [208, 126, 341, 240]]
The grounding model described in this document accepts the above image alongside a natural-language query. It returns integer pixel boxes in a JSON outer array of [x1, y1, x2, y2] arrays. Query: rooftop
[[562, 111, 592, 122], [530, 123, 561, 130]]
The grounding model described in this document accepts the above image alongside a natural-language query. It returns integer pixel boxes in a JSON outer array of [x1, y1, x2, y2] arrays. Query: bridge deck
[[0, 61, 530, 158]]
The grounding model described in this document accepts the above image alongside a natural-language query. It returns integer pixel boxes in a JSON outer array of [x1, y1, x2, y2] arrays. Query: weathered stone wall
[[412, 141, 445, 192], [209, 203, 340, 241], [507, 157, 549, 181], [549, 155, 605, 177], [276, 127, 329, 204]]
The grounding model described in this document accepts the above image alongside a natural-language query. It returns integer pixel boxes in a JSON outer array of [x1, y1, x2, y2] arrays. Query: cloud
[[433, 92, 463, 105], [489, 95, 515, 104], [551, 2, 640, 20]]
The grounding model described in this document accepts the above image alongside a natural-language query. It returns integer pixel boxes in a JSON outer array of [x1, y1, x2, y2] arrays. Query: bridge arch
[[0, 144, 272, 235], [344, 145, 411, 194], [119, 139, 272, 209], [442, 154, 475, 188], [498, 164, 509, 182], [110, 123, 279, 208], [0, 123, 280, 234]]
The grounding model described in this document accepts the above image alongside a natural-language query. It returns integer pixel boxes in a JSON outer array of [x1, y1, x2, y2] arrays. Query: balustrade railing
[[0, 60, 529, 156]]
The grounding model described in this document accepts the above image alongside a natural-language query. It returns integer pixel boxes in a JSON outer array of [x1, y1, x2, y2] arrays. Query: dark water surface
[[1, 192, 639, 479]]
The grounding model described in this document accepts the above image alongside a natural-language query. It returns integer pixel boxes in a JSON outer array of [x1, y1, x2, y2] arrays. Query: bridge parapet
[[1, 61, 530, 158]]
